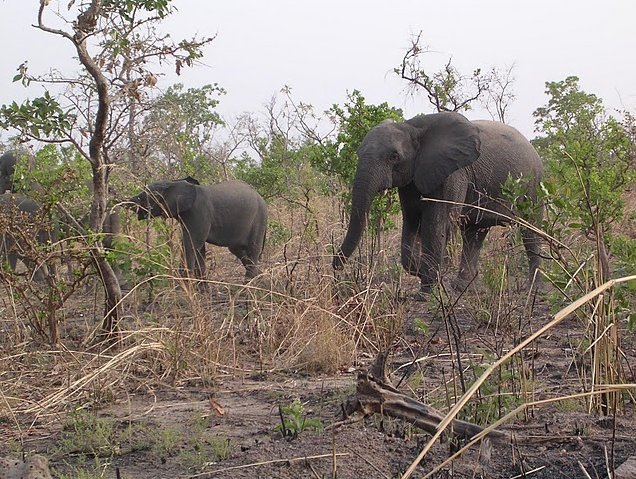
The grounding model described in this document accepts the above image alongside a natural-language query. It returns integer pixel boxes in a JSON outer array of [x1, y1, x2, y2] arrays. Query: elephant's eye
[[388, 152, 400, 163]]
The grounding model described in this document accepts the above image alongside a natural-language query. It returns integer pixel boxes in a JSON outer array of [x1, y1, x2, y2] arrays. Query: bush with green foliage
[[140, 83, 226, 181], [533, 76, 636, 287], [317, 90, 404, 233]]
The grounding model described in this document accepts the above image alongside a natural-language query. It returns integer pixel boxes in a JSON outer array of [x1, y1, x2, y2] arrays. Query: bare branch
[[482, 64, 517, 123], [396, 31, 492, 113], [35, 2, 74, 41]]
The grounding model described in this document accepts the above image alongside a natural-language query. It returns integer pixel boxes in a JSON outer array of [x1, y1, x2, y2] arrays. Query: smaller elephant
[[0, 150, 20, 193], [0, 193, 57, 281], [129, 177, 268, 279], [1, 150, 126, 285], [0, 150, 40, 194]]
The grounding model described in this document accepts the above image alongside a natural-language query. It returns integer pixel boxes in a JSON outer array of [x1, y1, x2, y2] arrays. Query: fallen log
[[339, 351, 510, 444]]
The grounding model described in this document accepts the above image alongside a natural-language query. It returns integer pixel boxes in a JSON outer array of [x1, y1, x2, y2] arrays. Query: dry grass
[[1, 193, 635, 477], [0, 194, 404, 411]]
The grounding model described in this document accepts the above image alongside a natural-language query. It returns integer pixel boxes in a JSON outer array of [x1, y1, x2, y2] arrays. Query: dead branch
[[339, 351, 510, 443]]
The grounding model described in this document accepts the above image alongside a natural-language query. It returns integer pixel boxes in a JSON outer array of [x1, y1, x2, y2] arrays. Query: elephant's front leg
[[400, 218, 422, 277], [182, 228, 206, 279], [416, 202, 450, 293], [399, 186, 443, 294], [399, 185, 424, 277], [455, 224, 489, 290]]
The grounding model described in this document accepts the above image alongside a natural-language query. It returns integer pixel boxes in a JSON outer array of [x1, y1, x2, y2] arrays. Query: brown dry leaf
[[209, 398, 225, 416]]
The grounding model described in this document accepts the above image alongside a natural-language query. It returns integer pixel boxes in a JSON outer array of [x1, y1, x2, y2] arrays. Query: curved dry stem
[[400, 274, 636, 479]]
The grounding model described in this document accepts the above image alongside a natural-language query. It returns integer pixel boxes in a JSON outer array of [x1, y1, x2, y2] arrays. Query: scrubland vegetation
[[0, 2, 635, 478]]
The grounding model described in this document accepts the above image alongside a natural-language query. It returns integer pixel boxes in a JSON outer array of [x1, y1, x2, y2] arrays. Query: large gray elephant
[[0, 193, 57, 281], [129, 177, 268, 279], [333, 112, 543, 296]]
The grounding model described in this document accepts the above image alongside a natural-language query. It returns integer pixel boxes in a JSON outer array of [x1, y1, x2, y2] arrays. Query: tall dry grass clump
[[0, 193, 410, 423]]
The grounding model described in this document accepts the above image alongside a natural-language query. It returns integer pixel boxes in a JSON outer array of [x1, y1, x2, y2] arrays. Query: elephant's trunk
[[334, 168, 385, 267]]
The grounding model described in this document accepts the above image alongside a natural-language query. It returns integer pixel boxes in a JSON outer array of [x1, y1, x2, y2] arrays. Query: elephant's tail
[[260, 229, 267, 259]]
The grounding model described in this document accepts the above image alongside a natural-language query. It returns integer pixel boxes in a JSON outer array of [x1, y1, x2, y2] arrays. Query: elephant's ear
[[164, 182, 197, 217], [411, 112, 481, 195], [180, 176, 200, 185]]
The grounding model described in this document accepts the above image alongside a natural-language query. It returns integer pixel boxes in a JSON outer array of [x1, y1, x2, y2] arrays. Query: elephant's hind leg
[[194, 244, 207, 278], [521, 227, 542, 285], [230, 245, 260, 279], [455, 224, 489, 290]]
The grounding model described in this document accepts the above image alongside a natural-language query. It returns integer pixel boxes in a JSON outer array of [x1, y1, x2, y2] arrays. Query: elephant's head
[[334, 112, 481, 268], [128, 176, 200, 220], [0, 151, 18, 194]]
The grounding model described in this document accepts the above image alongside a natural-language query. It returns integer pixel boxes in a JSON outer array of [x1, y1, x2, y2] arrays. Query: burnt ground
[[1, 279, 636, 479]]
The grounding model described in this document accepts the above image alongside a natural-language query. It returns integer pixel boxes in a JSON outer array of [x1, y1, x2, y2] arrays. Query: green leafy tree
[[12, 145, 92, 203], [139, 83, 226, 181], [0, 0, 213, 337], [233, 95, 331, 267], [533, 76, 636, 413], [533, 76, 635, 285], [236, 136, 326, 205], [235, 94, 331, 206], [317, 90, 403, 234]]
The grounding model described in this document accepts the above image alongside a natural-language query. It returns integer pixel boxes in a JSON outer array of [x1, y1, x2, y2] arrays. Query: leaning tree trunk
[[35, 0, 132, 339], [73, 3, 123, 339]]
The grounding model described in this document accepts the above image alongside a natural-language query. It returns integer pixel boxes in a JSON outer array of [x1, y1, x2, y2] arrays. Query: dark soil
[[2, 282, 636, 479]]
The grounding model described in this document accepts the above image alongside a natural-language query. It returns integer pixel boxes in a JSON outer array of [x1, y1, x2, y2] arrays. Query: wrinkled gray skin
[[0, 193, 57, 281], [333, 112, 544, 295], [129, 177, 268, 279]]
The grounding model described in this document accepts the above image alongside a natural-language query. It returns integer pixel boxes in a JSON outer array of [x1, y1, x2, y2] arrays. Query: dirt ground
[[2, 275, 636, 479]]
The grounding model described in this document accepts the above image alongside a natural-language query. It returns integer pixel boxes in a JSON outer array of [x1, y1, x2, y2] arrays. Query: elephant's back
[[206, 180, 265, 207], [203, 180, 267, 225], [459, 121, 543, 223], [199, 180, 267, 246], [473, 120, 543, 177], [0, 193, 40, 212]]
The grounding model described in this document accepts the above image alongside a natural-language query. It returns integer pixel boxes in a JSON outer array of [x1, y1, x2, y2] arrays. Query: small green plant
[[57, 410, 120, 457], [275, 399, 323, 439], [58, 470, 102, 479], [149, 427, 182, 459], [267, 220, 291, 247], [56, 457, 108, 479], [412, 317, 429, 335], [179, 436, 232, 470], [555, 397, 585, 413], [461, 360, 524, 425], [406, 370, 425, 391]]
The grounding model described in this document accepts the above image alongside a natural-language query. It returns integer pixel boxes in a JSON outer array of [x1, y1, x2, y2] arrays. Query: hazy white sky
[[1, 1, 635, 139]]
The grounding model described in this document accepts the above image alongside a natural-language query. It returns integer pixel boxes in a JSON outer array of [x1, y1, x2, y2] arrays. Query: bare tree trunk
[[74, 1, 122, 338]]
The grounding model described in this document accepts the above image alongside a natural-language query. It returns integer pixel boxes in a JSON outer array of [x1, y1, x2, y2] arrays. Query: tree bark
[[73, 1, 122, 338]]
